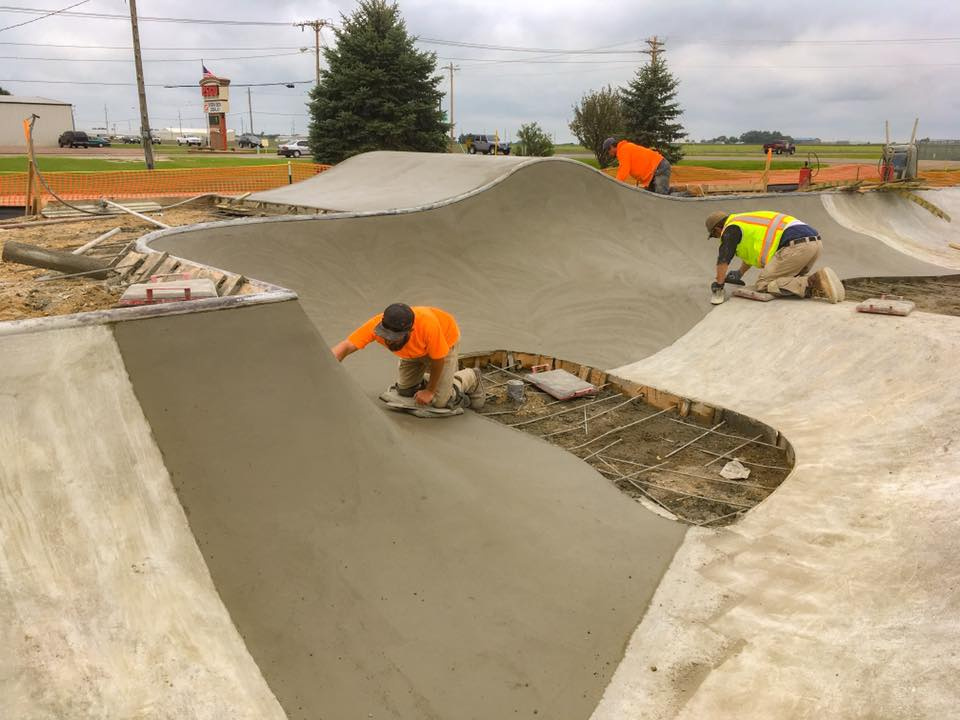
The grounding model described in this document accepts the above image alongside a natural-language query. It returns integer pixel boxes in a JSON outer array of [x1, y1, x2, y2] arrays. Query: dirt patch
[[477, 368, 792, 526], [844, 275, 960, 317], [0, 205, 226, 321]]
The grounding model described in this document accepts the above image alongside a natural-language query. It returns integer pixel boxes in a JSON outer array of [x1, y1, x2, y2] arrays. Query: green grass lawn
[[0, 154, 315, 172], [681, 143, 882, 159], [553, 143, 882, 159]]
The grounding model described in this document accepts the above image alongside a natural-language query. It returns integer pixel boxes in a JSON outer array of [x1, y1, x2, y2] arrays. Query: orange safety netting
[[0, 163, 330, 205], [606, 163, 960, 191]]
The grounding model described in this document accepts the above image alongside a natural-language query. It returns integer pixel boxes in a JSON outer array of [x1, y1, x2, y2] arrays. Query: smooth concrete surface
[[823, 188, 960, 270], [152, 158, 948, 382], [112, 300, 684, 720], [250, 150, 532, 212], [595, 301, 960, 719], [0, 325, 284, 719]]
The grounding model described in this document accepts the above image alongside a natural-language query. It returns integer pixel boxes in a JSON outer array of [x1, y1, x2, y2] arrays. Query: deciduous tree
[[569, 85, 623, 168], [514, 122, 554, 157]]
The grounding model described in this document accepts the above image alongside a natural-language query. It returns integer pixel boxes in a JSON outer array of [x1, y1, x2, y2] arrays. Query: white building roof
[[0, 95, 72, 106]]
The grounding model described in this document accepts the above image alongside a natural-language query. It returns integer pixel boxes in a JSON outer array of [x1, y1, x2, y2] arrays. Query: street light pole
[[247, 86, 254, 134], [446, 62, 459, 142], [128, 0, 155, 169]]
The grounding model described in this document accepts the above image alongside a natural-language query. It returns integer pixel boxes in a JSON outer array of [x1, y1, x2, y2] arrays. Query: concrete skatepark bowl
[[1, 152, 958, 719]]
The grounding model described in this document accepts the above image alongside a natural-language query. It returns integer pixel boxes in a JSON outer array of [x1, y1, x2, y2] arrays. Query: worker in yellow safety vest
[[705, 210, 845, 305]]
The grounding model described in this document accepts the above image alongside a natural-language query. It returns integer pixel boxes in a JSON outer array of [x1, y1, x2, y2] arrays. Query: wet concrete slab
[[112, 300, 684, 719]]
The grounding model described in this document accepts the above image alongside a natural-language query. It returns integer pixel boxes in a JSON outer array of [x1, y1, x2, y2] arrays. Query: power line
[[0, 41, 309, 50], [0, 0, 87, 32], [0, 5, 293, 25], [0, 78, 312, 86], [0, 50, 307, 62]]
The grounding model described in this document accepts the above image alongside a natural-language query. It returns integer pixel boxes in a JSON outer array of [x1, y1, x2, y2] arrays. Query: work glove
[[724, 269, 746, 285], [710, 282, 726, 305]]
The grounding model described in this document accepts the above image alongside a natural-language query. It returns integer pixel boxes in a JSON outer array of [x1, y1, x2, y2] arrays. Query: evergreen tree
[[308, 0, 447, 163], [569, 85, 623, 168], [0, 86, 10, 95], [620, 42, 685, 164]]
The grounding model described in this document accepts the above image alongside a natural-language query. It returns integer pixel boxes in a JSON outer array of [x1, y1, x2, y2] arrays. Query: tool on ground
[[118, 277, 218, 306], [378, 386, 464, 418], [856, 294, 915, 317], [525, 369, 597, 401], [710, 282, 726, 305], [732, 287, 776, 302]]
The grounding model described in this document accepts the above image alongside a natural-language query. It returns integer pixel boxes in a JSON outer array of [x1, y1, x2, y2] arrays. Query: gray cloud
[[0, 0, 957, 142]]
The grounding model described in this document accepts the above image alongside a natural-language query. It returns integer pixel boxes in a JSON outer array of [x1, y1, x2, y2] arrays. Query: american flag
[[202, 63, 215, 78]]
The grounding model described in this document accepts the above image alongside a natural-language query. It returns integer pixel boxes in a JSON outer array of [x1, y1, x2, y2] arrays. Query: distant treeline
[[700, 131, 820, 145]]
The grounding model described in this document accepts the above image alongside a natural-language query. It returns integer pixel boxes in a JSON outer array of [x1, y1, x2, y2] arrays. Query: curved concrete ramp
[[823, 188, 960, 270], [111, 300, 684, 719], [154, 157, 949, 375], [596, 301, 960, 719], [0, 324, 284, 719], [250, 150, 533, 212]]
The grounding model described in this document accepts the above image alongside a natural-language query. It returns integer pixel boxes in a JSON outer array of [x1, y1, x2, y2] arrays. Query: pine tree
[[620, 38, 685, 164], [308, 0, 447, 164]]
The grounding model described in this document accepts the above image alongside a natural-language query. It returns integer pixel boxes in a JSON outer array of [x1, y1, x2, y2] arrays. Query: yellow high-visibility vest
[[721, 211, 803, 267]]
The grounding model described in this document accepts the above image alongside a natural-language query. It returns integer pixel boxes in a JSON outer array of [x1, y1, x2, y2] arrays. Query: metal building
[[0, 96, 74, 147]]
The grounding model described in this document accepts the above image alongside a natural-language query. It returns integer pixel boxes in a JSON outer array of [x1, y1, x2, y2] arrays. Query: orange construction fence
[[0, 163, 331, 206], [607, 163, 960, 191]]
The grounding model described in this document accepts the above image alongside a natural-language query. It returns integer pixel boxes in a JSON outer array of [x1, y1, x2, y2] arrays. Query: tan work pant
[[397, 343, 459, 408], [756, 239, 822, 297]]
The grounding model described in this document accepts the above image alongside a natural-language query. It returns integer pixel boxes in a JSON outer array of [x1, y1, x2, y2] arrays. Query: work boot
[[452, 368, 485, 410], [807, 267, 845, 303]]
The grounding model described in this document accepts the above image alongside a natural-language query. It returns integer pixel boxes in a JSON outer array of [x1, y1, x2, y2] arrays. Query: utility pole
[[103, 104, 108, 137], [642, 35, 665, 65], [445, 62, 459, 142], [178, 109, 183, 136], [247, 86, 254, 134], [295, 20, 328, 87], [128, 0, 154, 169]]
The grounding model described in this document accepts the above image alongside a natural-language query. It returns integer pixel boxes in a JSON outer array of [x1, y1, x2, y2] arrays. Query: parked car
[[762, 140, 796, 155], [58, 131, 90, 148], [121, 135, 140, 144], [278, 139, 310, 157], [86, 135, 111, 148], [237, 133, 263, 149], [177, 136, 203, 147], [465, 133, 510, 155], [150, 133, 161, 144]]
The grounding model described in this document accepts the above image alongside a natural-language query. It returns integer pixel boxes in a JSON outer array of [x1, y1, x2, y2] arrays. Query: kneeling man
[[332, 303, 484, 412], [705, 210, 845, 305]]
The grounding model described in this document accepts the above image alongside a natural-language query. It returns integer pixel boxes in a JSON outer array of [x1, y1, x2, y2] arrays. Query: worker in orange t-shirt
[[331, 303, 485, 413], [602, 137, 671, 194]]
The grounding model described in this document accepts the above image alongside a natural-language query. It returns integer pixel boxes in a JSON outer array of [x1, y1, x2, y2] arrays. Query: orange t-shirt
[[615, 141, 664, 187], [348, 306, 460, 360]]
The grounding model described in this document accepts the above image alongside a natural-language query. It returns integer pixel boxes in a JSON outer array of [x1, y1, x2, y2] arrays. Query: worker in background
[[331, 302, 485, 411], [602, 137, 671, 194], [705, 210, 845, 305]]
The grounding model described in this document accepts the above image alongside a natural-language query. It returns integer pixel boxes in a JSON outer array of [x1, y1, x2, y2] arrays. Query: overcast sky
[[1, 0, 958, 143]]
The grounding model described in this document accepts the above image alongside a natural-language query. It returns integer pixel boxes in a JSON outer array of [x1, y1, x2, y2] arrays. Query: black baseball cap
[[374, 303, 415, 342]]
